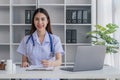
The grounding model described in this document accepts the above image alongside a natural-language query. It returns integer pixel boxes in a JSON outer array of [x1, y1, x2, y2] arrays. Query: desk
[[0, 66, 120, 79]]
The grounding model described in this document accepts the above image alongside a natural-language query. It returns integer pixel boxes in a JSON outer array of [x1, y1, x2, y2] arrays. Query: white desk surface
[[0, 65, 120, 79]]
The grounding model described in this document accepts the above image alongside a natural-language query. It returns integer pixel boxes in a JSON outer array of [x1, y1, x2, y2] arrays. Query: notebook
[[61, 45, 106, 72]]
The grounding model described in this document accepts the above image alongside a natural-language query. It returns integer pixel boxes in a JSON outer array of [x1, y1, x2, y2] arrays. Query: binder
[[25, 10, 31, 24], [87, 9, 91, 23], [71, 10, 77, 24], [71, 29, 77, 43], [66, 29, 72, 43], [77, 10, 83, 24], [83, 10, 88, 23], [66, 10, 71, 24]]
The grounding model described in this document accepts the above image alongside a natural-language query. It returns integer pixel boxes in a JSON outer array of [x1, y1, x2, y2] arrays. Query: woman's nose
[[38, 20, 42, 24]]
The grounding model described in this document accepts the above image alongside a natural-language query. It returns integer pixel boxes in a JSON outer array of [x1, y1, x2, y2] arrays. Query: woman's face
[[34, 12, 48, 32]]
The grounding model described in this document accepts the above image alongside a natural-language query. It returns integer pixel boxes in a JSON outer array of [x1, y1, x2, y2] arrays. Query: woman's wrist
[[22, 60, 27, 63], [50, 61, 61, 67], [50, 61, 55, 67]]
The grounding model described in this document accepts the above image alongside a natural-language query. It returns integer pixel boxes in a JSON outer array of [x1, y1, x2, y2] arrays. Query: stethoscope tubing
[[26, 33, 54, 57]]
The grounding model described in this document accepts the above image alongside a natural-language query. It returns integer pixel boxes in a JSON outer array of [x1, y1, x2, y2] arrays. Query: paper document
[[25, 65, 54, 71]]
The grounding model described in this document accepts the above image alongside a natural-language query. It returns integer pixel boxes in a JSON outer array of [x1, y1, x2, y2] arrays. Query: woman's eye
[[41, 18, 45, 21], [34, 17, 46, 21], [35, 18, 39, 21]]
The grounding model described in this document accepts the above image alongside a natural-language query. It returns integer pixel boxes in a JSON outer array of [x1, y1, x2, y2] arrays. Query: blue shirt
[[17, 31, 64, 66]]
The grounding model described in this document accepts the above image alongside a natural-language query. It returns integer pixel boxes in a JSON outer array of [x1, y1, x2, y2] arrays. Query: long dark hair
[[30, 8, 52, 34]]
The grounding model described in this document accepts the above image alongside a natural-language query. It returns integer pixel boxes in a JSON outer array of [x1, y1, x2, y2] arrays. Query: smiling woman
[[17, 8, 64, 80]]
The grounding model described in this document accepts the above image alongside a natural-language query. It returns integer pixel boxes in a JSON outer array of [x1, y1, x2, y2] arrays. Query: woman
[[17, 8, 64, 80]]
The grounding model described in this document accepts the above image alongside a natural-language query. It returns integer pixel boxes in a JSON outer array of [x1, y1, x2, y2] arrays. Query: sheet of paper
[[25, 65, 54, 71]]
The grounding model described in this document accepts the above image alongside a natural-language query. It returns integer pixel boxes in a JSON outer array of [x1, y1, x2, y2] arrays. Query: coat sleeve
[[17, 36, 27, 56], [53, 36, 64, 55]]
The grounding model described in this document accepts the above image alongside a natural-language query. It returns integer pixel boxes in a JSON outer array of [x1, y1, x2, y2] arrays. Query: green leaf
[[106, 23, 118, 29], [104, 29, 116, 34], [87, 23, 119, 54], [95, 25, 106, 31]]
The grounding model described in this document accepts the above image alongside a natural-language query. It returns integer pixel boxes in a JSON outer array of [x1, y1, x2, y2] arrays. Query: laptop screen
[[73, 45, 106, 71]]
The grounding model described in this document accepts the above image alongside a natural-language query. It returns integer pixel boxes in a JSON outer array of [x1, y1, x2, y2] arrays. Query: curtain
[[112, 0, 120, 69], [97, 0, 120, 69]]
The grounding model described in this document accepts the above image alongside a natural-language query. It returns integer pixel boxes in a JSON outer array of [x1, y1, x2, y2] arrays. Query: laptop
[[61, 45, 106, 72]]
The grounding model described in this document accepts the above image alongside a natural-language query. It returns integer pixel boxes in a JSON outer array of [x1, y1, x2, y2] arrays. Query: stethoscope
[[25, 33, 54, 58]]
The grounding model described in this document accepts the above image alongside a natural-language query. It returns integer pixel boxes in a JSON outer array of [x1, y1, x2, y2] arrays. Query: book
[[71, 10, 77, 24], [25, 10, 31, 24], [66, 29, 72, 43], [71, 29, 77, 43], [66, 10, 72, 24], [77, 10, 83, 24]]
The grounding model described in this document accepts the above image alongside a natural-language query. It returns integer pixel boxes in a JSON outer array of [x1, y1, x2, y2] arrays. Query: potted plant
[[87, 23, 119, 54]]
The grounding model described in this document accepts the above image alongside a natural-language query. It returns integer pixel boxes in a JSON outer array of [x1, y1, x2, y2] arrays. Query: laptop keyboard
[[60, 67, 74, 71]]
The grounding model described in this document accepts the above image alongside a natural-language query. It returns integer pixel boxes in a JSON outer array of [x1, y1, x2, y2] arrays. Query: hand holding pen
[[41, 57, 54, 67]]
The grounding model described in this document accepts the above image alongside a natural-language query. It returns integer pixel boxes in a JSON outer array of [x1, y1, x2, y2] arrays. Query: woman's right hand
[[21, 62, 29, 67]]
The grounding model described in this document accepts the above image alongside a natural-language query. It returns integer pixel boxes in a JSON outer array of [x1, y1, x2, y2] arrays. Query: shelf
[[0, 45, 10, 60], [12, 43, 20, 46], [66, 45, 77, 63], [52, 25, 65, 43], [0, 6, 10, 24], [12, 26, 31, 43], [12, 0, 36, 4], [66, 24, 91, 26], [14, 62, 21, 65], [66, 62, 74, 64], [0, 0, 9, 4], [12, 4, 36, 6], [0, 26, 10, 43], [51, 23, 65, 25], [0, 4, 9, 6], [39, 4, 64, 6], [62, 43, 66, 45], [66, 0, 91, 4], [12, 24, 31, 26], [12, 6, 36, 24], [0, 0, 96, 66], [0, 43, 10, 45], [0, 24, 10, 26], [38, 0, 64, 4], [12, 45, 22, 64], [39, 5, 64, 24], [66, 25, 91, 43], [66, 4, 91, 6]]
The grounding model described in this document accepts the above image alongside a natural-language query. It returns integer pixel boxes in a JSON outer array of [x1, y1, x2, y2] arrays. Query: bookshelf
[[0, 0, 96, 66]]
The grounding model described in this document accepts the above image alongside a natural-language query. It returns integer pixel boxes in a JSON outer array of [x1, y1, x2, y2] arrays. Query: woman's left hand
[[41, 60, 53, 67]]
